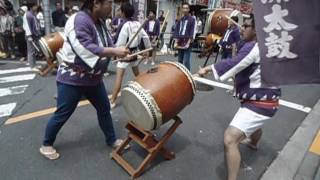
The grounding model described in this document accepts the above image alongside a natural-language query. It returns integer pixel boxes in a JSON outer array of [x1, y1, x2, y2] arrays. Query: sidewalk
[[261, 100, 320, 180]]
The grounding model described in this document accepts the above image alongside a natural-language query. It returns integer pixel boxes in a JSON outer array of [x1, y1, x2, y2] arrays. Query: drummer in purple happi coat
[[219, 16, 241, 59], [143, 10, 160, 65], [197, 14, 281, 180], [39, 0, 131, 160], [173, 2, 195, 70], [111, 8, 123, 38]]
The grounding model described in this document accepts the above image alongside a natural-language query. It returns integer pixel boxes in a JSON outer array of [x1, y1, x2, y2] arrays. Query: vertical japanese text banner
[[253, 0, 320, 86]]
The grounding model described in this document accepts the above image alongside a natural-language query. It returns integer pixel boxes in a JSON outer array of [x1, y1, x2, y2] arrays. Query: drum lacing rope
[[126, 83, 159, 130]]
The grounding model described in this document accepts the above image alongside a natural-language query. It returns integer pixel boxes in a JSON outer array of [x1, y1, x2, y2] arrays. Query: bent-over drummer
[[197, 14, 281, 180], [40, 0, 131, 160], [110, 2, 151, 109]]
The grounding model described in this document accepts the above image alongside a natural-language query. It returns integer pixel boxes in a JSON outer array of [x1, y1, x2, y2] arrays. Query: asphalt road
[[0, 55, 319, 180]]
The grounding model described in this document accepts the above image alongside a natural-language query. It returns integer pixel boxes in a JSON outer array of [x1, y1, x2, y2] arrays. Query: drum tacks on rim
[[122, 61, 196, 130]]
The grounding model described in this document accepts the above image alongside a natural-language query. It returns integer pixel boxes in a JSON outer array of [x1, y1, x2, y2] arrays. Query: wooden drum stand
[[111, 116, 182, 179]]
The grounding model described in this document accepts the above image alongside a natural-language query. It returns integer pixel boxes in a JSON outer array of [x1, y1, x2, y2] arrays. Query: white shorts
[[117, 61, 139, 69], [230, 107, 271, 137]]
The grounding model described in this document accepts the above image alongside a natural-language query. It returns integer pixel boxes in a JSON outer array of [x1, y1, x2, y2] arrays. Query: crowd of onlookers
[[0, 2, 78, 69], [0, 1, 206, 72], [0, 0, 203, 61]]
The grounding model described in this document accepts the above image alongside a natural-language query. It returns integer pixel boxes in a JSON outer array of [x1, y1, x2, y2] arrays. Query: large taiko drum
[[122, 61, 196, 130], [39, 32, 64, 59], [205, 9, 243, 37]]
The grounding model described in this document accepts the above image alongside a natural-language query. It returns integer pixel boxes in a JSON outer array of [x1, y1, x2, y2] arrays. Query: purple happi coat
[[144, 19, 160, 38], [174, 15, 195, 47], [212, 42, 281, 117], [219, 26, 241, 51], [56, 11, 114, 86], [24, 11, 41, 37]]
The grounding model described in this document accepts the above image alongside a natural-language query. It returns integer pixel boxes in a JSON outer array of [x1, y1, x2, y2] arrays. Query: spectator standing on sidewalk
[[52, 2, 66, 32], [0, 7, 15, 59], [14, 6, 27, 61], [23, 3, 41, 71]]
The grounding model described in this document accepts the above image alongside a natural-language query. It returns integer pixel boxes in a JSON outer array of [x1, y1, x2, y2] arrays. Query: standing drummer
[[40, 0, 130, 160], [219, 16, 241, 59], [174, 2, 195, 71], [197, 14, 281, 180], [111, 8, 123, 38], [143, 10, 160, 65], [110, 2, 151, 109]]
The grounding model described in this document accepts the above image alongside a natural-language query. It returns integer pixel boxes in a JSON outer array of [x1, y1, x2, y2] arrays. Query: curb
[[261, 99, 320, 180]]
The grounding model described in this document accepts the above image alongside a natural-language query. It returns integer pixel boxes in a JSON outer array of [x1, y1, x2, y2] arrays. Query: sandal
[[112, 139, 130, 150], [39, 146, 60, 160]]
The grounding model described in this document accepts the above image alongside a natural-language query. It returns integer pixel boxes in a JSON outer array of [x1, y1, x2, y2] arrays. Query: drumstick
[[113, 48, 153, 63], [31, 41, 41, 53], [114, 19, 148, 63], [160, 11, 169, 32], [125, 19, 148, 49], [225, 15, 242, 28]]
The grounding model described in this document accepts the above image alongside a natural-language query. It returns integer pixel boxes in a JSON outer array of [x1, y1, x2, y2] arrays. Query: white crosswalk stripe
[[0, 67, 32, 75], [0, 85, 29, 97], [0, 103, 17, 118], [0, 67, 36, 118], [0, 74, 36, 84]]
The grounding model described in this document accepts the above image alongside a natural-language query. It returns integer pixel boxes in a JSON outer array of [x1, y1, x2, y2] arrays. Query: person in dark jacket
[[52, 2, 66, 32]]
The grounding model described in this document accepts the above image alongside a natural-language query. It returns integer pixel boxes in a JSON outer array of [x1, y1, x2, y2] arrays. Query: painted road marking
[[193, 77, 312, 113], [3, 78, 314, 125], [309, 130, 320, 155], [0, 85, 29, 97], [0, 67, 32, 75], [5, 100, 90, 125], [0, 74, 36, 84], [0, 60, 46, 65], [0, 103, 16, 118]]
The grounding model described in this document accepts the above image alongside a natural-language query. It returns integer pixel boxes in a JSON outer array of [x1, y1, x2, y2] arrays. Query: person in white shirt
[[196, 17, 203, 36], [36, 6, 45, 36], [110, 2, 151, 108]]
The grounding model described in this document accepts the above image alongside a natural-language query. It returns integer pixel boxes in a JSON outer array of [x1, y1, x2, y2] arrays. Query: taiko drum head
[[122, 61, 196, 130], [39, 32, 64, 59]]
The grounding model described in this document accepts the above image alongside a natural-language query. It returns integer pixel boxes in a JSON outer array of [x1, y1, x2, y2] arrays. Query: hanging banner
[[253, 0, 320, 85]]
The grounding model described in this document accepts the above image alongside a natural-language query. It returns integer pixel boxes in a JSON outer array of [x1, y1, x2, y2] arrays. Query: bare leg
[[132, 66, 140, 77], [250, 128, 262, 147], [224, 126, 246, 180], [111, 68, 126, 104]]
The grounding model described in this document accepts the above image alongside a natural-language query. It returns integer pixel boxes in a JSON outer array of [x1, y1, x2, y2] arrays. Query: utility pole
[[156, 0, 160, 18], [42, 0, 51, 35]]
